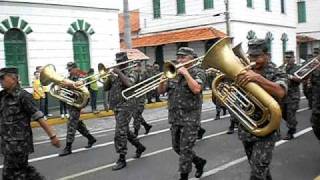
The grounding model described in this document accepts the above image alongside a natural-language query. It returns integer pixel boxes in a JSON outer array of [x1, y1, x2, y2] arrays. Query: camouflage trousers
[[282, 102, 299, 131], [114, 109, 142, 155], [303, 88, 312, 108], [242, 139, 275, 180], [66, 106, 90, 144], [3, 153, 44, 180], [311, 93, 320, 140], [132, 105, 146, 131], [171, 124, 198, 174]]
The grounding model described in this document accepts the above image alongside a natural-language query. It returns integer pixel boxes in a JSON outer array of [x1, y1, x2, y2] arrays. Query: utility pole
[[224, 0, 231, 37], [123, 0, 132, 49]]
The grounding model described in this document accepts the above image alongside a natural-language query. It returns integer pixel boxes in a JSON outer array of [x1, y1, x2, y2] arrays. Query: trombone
[[121, 56, 204, 100], [293, 55, 320, 79]]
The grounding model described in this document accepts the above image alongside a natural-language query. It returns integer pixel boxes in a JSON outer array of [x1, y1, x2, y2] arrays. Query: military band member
[[310, 56, 320, 140], [279, 51, 301, 140], [132, 62, 152, 136], [59, 62, 97, 156], [104, 52, 146, 171], [158, 47, 207, 180], [236, 39, 287, 180], [0, 67, 60, 180]]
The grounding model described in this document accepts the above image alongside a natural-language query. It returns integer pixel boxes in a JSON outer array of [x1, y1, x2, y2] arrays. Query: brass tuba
[[203, 37, 282, 137], [40, 64, 90, 109]]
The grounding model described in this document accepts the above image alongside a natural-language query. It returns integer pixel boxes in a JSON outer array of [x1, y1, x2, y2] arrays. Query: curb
[[31, 91, 212, 128]]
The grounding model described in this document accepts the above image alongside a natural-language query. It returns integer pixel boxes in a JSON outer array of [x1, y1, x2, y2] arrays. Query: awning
[[297, 35, 317, 43], [120, 48, 149, 60], [121, 27, 225, 48]]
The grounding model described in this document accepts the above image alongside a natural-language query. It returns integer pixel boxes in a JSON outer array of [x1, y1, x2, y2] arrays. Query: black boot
[[179, 173, 189, 180], [143, 123, 152, 134], [193, 156, 207, 178], [226, 128, 234, 134], [197, 128, 206, 140], [134, 128, 139, 137], [85, 134, 97, 148], [283, 128, 296, 140], [112, 154, 126, 171], [223, 108, 227, 115], [155, 97, 162, 102], [215, 112, 220, 120], [59, 143, 72, 156], [135, 144, 146, 158]]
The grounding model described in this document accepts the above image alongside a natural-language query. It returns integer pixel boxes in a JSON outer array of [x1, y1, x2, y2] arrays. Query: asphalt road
[[0, 98, 319, 180]]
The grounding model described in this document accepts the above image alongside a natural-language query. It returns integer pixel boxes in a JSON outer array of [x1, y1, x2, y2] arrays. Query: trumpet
[[293, 55, 320, 79], [121, 56, 204, 100]]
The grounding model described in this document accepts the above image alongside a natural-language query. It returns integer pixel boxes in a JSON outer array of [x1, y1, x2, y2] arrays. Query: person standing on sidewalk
[[132, 62, 152, 137], [158, 47, 207, 180], [32, 71, 46, 119], [104, 52, 146, 171], [0, 67, 60, 180], [59, 62, 97, 156], [87, 68, 99, 114]]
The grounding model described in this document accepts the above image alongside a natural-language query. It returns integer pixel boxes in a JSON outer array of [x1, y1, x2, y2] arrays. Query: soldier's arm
[[21, 91, 60, 148], [113, 68, 134, 88], [178, 67, 205, 95]]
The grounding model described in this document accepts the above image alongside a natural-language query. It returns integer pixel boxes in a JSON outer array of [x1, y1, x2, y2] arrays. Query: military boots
[[59, 143, 72, 156]]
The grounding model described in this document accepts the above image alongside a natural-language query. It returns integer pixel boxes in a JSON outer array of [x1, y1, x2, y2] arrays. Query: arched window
[[247, 30, 257, 40], [72, 31, 91, 71], [265, 32, 274, 53], [1, 16, 32, 86], [68, 19, 94, 71], [281, 33, 288, 59]]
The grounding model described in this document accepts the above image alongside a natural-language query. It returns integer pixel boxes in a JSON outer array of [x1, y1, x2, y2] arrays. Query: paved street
[[0, 98, 319, 180]]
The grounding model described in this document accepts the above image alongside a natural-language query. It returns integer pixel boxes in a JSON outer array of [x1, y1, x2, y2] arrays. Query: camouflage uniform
[[65, 72, 93, 144], [279, 63, 300, 136], [302, 76, 313, 109], [106, 69, 145, 155], [238, 61, 287, 180], [310, 69, 320, 140], [167, 66, 206, 174], [0, 86, 45, 180]]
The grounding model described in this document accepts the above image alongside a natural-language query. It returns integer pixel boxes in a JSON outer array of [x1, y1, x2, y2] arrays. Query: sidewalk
[[31, 90, 213, 128]]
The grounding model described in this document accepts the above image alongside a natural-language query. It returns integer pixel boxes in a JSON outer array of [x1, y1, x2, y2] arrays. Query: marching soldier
[[59, 62, 97, 156], [158, 47, 207, 180], [104, 52, 146, 171], [0, 67, 60, 179], [236, 39, 287, 180], [132, 62, 152, 136], [279, 51, 301, 140]]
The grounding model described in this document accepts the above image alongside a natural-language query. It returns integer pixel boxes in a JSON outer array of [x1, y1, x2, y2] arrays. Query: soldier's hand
[[50, 136, 61, 148], [178, 67, 188, 76], [112, 68, 121, 75], [236, 70, 262, 86]]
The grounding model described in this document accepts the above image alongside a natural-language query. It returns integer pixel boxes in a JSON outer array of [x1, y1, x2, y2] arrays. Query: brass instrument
[[40, 64, 90, 109], [204, 37, 282, 137], [293, 56, 320, 79], [121, 56, 204, 100]]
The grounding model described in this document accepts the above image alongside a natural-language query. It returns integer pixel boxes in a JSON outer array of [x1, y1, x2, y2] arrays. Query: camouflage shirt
[[238, 62, 288, 142], [311, 69, 320, 95], [0, 86, 44, 155], [108, 70, 138, 110], [167, 67, 206, 125], [279, 64, 300, 103]]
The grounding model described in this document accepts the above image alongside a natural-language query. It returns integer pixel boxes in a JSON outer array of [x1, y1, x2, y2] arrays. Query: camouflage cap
[[0, 67, 18, 78], [177, 47, 197, 57], [247, 39, 268, 56], [115, 52, 128, 62], [284, 51, 295, 58]]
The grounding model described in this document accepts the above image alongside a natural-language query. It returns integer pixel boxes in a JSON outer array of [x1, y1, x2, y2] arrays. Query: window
[[265, 32, 273, 54], [204, 0, 214, 9], [73, 31, 91, 71], [177, 0, 185, 14], [281, 33, 288, 59], [247, 30, 257, 40], [247, 0, 253, 8], [265, 0, 270, 11], [298, 1, 306, 23], [281, 0, 285, 13], [4, 29, 29, 86], [153, 0, 161, 19]]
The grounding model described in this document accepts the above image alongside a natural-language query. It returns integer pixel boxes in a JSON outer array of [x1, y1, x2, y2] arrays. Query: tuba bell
[[203, 37, 282, 137], [40, 64, 90, 109]]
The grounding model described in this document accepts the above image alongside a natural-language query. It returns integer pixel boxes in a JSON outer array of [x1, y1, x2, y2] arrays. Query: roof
[[121, 27, 225, 48], [120, 49, 149, 60], [297, 35, 317, 43], [119, 10, 140, 34]]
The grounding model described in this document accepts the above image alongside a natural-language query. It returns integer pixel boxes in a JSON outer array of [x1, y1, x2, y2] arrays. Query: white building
[[124, 0, 297, 70], [0, 0, 120, 87], [296, 0, 320, 59]]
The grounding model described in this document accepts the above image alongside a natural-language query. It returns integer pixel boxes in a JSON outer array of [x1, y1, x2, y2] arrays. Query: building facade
[[296, 0, 320, 60], [0, 0, 120, 87], [125, 0, 297, 69]]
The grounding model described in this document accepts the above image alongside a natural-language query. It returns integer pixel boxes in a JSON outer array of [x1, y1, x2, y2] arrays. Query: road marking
[[34, 107, 216, 145], [56, 131, 227, 180], [189, 126, 313, 180]]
